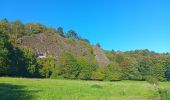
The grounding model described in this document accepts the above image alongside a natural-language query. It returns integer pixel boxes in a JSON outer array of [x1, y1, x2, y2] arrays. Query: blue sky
[[1, 0, 170, 53]]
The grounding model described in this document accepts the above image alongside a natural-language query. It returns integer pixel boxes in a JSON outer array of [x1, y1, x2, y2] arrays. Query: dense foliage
[[0, 19, 170, 82], [105, 49, 170, 81]]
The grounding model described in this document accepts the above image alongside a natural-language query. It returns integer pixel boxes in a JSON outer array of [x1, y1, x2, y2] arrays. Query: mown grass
[[0, 77, 170, 100]]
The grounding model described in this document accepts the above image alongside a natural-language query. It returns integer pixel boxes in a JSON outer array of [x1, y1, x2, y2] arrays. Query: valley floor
[[0, 77, 170, 100]]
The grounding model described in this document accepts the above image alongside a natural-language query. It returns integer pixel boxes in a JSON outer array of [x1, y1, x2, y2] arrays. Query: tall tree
[[0, 31, 9, 75], [37, 56, 57, 78], [58, 52, 80, 79]]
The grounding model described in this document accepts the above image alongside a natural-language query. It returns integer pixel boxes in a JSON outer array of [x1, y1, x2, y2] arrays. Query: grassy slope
[[0, 77, 169, 100]]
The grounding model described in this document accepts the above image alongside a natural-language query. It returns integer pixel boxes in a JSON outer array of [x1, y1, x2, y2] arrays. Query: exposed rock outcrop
[[93, 46, 110, 67]]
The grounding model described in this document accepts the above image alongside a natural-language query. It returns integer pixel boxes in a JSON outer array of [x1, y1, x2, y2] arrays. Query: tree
[[57, 27, 65, 37], [0, 31, 9, 76], [78, 58, 97, 80], [0, 18, 9, 34], [5, 45, 39, 77], [91, 68, 105, 81], [96, 43, 101, 48], [91, 63, 122, 81], [11, 20, 25, 38], [21, 47, 39, 77], [57, 52, 81, 79], [121, 57, 142, 80], [24, 23, 46, 35], [37, 56, 57, 78], [138, 57, 153, 80], [165, 63, 170, 80], [146, 76, 159, 86], [32, 23, 46, 34], [105, 63, 122, 81], [45, 27, 56, 34], [66, 30, 79, 40], [115, 54, 124, 64], [152, 63, 166, 81]]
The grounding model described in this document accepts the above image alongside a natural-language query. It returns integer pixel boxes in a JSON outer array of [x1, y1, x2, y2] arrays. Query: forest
[[0, 18, 170, 82]]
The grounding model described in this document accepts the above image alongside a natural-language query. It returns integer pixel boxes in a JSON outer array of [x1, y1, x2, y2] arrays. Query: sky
[[0, 0, 170, 53]]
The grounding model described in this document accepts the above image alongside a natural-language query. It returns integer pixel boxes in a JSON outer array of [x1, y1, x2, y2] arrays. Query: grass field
[[0, 77, 170, 100]]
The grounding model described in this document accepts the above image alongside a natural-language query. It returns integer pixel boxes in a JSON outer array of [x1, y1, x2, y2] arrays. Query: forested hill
[[19, 32, 94, 62], [0, 18, 170, 82]]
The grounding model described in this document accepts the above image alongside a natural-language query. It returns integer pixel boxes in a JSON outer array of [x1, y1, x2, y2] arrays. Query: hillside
[[0, 19, 170, 82], [93, 46, 109, 67], [18, 33, 110, 67], [18, 33, 95, 62]]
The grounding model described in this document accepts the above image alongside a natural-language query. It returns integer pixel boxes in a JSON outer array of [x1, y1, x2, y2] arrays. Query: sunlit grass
[[0, 77, 169, 100]]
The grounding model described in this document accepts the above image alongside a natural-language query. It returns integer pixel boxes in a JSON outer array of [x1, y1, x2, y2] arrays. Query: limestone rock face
[[18, 33, 110, 67], [93, 46, 109, 67], [19, 33, 94, 61]]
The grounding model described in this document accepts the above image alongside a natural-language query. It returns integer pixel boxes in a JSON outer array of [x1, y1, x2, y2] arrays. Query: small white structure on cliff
[[37, 52, 47, 58]]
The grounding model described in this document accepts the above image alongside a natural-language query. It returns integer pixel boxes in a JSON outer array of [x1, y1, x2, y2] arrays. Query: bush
[[146, 76, 159, 85], [91, 63, 123, 81], [37, 56, 57, 78], [66, 38, 76, 46], [77, 58, 97, 80], [158, 88, 170, 100], [57, 52, 81, 79], [105, 63, 122, 81], [91, 68, 105, 81]]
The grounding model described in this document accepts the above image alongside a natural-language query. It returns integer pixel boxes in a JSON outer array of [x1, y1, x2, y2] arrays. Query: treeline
[[105, 49, 170, 81], [0, 30, 121, 80], [0, 19, 170, 82], [0, 18, 89, 44], [0, 19, 97, 78], [0, 30, 120, 80]]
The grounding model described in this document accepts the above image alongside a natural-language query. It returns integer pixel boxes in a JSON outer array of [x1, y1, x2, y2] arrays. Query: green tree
[[11, 20, 25, 38], [21, 47, 39, 77], [66, 30, 79, 40], [37, 56, 57, 78], [138, 57, 153, 80], [91, 68, 105, 81], [152, 63, 166, 81], [0, 31, 9, 76], [78, 57, 97, 80], [121, 57, 142, 80], [165, 63, 170, 80], [105, 63, 122, 81], [58, 52, 81, 79], [0, 18, 9, 34], [96, 43, 101, 48], [24, 23, 46, 35], [57, 27, 65, 37]]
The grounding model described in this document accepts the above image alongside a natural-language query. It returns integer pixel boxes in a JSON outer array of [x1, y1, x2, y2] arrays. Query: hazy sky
[[1, 0, 170, 53]]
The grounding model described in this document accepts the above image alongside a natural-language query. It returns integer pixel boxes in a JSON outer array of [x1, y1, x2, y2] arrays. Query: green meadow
[[0, 77, 170, 100]]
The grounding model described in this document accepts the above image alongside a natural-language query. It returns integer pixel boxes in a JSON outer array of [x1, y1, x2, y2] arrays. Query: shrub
[[37, 56, 57, 78], [105, 63, 122, 81], [91, 68, 105, 81], [77, 58, 97, 80], [146, 76, 159, 85], [57, 52, 81, 79], [66, 38, 76, 46], [158, 88, 170, 100]]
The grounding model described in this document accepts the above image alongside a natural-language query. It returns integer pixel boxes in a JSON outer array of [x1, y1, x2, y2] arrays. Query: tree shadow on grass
[[0, 83, 40, 100]]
